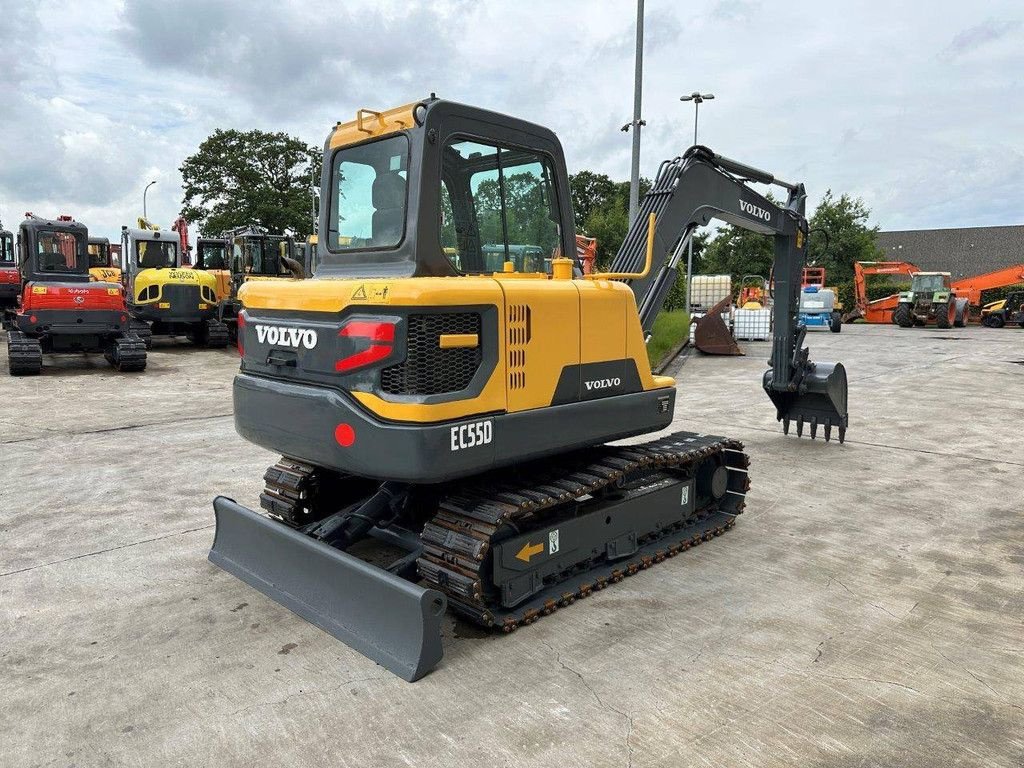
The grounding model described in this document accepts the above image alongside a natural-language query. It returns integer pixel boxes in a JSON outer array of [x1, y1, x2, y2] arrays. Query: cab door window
[[441, 138, 561, 274]]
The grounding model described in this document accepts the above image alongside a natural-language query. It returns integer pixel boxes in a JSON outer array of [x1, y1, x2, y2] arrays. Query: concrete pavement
[[1, 325, 1021, 767]]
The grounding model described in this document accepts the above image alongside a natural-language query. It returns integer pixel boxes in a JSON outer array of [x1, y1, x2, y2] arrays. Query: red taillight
[[339, 321, 395, 343], [237, 310, 246, 357], [335, 319, 396, 372]]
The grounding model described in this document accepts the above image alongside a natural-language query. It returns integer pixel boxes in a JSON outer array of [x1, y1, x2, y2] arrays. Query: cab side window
[[441, 138, 562, 274]]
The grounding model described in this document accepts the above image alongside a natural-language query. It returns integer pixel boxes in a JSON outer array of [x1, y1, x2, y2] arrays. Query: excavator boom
[[609, 146, 849, 440]]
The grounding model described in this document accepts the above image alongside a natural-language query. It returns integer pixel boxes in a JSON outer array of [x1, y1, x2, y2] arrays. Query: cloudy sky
[[0, 0, 1021, 242]]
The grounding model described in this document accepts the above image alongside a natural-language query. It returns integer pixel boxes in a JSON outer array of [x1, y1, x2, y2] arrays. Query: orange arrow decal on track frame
[[515, 542, 544, 563]]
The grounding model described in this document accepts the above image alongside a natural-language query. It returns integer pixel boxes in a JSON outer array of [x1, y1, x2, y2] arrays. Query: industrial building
[[877, 224, 1024, 278]]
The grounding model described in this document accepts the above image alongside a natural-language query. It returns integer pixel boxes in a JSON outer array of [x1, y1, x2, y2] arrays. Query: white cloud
[[1, 0, 1022, 240]]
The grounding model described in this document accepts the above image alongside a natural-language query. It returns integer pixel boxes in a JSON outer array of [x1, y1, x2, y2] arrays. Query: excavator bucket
[[763, 361, 849, 443], [209, 496, 447, 682], [694, 295, 744, 355]]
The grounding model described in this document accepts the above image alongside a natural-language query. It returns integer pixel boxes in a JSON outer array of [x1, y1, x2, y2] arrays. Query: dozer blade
[[764, 361, 849, 443], [209, 496, 447, 682], [694, 295, 744, 356]]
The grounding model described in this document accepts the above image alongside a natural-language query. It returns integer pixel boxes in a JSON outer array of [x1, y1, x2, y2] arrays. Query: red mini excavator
[[7, 214, 146, 375]]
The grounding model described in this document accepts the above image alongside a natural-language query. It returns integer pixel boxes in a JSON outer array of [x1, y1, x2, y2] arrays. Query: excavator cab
[[229, 229, 301, 280], [209, 98, 849, 681], [211, 226, 305, 337], [87, 237, 122, 283], [193, 237, 232, 304]]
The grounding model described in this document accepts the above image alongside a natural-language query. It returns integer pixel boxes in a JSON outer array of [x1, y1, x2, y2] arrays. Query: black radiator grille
[[381, 313, 482, 396]]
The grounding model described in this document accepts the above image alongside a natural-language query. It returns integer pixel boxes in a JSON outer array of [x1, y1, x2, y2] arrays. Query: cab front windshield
[[911, 274, 949, 293], [135, 239, 178, 269], [37, 230, 87, 273], [88, 241, 111, 268], [0, 233, 13, 264]]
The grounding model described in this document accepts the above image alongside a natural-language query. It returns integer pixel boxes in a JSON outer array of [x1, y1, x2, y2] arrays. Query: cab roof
[[124, 227, 176, 243], [327, 96, 563, 152]]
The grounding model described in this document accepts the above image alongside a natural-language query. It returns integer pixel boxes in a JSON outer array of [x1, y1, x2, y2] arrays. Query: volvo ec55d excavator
[[209, 98, 849, 681]]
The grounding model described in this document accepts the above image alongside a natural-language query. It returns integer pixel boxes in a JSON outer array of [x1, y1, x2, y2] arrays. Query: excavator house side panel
[[578, 280, 628, 367], [499, 279, 581, 413]]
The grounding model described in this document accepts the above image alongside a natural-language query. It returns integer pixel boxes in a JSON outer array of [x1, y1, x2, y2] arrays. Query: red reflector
[[30, 315, 37, 323], [339, 321, 395, 342], [237, 311, 246, 356], [120, 315, 127, 322], [334, 423, 355, 447]]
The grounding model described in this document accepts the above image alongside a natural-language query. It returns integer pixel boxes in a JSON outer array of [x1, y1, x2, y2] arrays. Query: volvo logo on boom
[[739, 200, 771, 222], [254, 324, 318, 349]]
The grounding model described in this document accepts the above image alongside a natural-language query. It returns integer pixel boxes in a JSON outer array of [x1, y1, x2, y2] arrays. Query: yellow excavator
[[121, 226, 229, 348], [209, 98, 849, 680], [192, 226, 305, 338], [87, 237, 122, 283]]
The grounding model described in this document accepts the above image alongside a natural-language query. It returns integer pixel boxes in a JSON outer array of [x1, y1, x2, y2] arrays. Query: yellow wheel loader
[[209, 98, 849, 681], [121, 227, 229, 348]]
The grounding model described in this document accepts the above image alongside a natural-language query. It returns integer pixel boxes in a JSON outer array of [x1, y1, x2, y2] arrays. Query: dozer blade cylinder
[[763, 361, 849, 443], [694, 295, 744, 356], [209, 496, 447, 682]]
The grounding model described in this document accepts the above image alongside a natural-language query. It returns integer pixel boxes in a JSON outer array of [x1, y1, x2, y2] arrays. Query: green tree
[[808, 190, 883, 284], [180, 129, 322, 237], [700, 225, 775, 281], [569, 174, 651, 268], [569, 170, 618, 230]]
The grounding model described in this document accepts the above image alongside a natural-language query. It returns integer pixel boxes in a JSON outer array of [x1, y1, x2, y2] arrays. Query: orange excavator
[[844, 261, 1024, 324], [842, 261, 922, 323]]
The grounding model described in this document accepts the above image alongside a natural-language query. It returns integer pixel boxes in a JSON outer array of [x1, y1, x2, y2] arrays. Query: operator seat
[[371, 172, 406, 246], [39, 251, 67, 271]]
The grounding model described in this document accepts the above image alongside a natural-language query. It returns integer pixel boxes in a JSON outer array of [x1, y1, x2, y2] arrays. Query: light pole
[[142, 180, 157, 222], [621, 0, 645, 224], [679, 92, 714, 315]]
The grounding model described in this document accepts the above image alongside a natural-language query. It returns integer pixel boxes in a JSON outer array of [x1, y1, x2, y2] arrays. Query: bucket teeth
[[783, 417, 790, 436], [824, 424, 832, 442], [796, 416, 804, 438], [839, 426, 846, 444], [810, 417, 818, 440]]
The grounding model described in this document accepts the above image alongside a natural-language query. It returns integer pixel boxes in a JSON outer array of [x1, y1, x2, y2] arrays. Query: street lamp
[[622, 0, 645, 224], [679, 92, 715, 145], [143, 180, 157, 221], [679, 93, 715, 315]]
